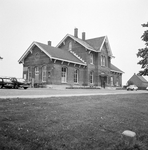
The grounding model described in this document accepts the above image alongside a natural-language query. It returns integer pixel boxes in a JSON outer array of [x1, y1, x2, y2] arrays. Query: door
[[100, 76, 107, 88]]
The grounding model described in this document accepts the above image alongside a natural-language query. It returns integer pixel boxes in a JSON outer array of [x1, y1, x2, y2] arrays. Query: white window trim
[[111, 76, 114, 86], [68, 41, 72, 51], [35, 66, 39, 75], [61, 67, 67, 83], [101, 55, 106, 66]]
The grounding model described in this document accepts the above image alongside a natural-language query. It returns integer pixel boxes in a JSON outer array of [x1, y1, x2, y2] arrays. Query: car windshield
[[17, 78, 25, 82], [3, 78, 11, 82]]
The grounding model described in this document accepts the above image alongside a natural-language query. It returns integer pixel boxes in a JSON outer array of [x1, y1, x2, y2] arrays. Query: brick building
[[127, 73, 148, 89], [18, 28, 124, 87]]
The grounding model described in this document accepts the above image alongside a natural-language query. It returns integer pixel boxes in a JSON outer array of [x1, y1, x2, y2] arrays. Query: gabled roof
[[18, 42, 87, 66], [137, 75, 148, 83], [56, 34, 95, 51], [86, 36, 105, 51], [56, 34, 114, 57], [110, 64, 124, 74]]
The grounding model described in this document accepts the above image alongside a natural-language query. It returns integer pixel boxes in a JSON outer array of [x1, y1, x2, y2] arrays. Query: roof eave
[[18, 42, 52, 64], [99, 36, 114, 57], [52, 56, 87, 66], [110, 70, 124, 74]]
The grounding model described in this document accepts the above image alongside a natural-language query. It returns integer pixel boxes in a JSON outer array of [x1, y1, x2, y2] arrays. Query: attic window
[[69, 41, 72, 51]]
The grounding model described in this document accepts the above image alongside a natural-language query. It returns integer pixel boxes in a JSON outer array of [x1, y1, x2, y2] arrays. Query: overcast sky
[[0, 0, 148, 85]]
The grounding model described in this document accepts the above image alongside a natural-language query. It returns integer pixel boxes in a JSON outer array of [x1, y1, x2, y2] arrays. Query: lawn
[[0, 94, 148, 150]]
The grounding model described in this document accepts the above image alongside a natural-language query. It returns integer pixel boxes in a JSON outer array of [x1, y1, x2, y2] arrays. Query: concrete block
[[122, 130, 136, 145]]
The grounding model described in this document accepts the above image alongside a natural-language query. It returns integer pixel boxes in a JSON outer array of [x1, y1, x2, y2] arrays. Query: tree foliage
[[137, 22, 148, 76]]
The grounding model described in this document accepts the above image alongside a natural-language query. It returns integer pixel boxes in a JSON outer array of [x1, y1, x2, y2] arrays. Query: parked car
[[10, 77, 30, 89], [127, 85, 138, 91], [0, 77, 14, 88]]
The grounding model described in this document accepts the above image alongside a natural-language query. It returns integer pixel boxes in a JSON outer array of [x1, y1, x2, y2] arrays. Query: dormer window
[[68, 41, 72, 51], [90, 53, 93, 64]]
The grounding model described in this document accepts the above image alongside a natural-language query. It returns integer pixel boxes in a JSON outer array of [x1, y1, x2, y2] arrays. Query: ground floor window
[[90, 71, 93, 84], [111, 77, 113, 86], [42, 65, 46, 82], [28, 67, 32, 82], [74, 69, 79, 83], [61, 67, 67, 83], [35, 66, 39, 82]]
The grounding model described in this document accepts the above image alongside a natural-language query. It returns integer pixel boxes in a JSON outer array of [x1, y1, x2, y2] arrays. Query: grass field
[[0, 94, 148, 150]]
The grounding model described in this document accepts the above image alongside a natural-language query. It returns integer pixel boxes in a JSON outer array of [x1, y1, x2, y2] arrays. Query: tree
[[137, 22, 148, 76]]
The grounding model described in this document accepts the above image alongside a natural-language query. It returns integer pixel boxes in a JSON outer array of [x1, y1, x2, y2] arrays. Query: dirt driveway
[[0, 88, 148, 98]]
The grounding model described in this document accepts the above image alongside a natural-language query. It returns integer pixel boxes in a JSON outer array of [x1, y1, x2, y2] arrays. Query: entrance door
[[100, 76, 107, 88]]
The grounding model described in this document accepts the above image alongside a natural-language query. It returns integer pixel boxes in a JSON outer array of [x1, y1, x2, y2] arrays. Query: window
[[35, 67, 39, 75], [68, 41, 72, 51], [42, 66, 46, 82], [74, 69, 79, 83], [61, 67, 67, 83], [110, 77, 113, 86], [35, 66, 39, 82], [90, 71, 93, 84], [28, 67, 32, 82], [101, 55, 106, 66], [90, 53, 94, 64]]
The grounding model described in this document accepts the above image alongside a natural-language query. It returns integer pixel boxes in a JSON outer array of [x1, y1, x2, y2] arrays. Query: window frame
[[101, 55, 106, 66], [110, 76, 114, 86], [28, 67, 32, 82], [68, 41, 72, 51], [90, 53, 94, 64], [74, 69, 79, 83], [90, 71, 93, 84], [42, 65, 47, 82], [61, 67, 67, 83]]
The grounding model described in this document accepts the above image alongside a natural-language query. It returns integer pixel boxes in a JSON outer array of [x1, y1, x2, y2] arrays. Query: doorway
[[100, 76, 107, 88]]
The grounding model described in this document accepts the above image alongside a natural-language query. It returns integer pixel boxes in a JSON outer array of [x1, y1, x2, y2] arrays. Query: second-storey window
[[68, 41, 72, 51], [90, 53, 94, 64], [101, 55, 106, 66]]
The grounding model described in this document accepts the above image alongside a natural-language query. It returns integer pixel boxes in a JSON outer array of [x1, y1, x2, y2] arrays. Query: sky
[[0, 0, 148, 85]]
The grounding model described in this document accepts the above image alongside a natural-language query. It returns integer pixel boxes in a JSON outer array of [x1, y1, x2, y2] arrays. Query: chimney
[[48, 41, 51, 46], [74, 28, 78, 38], [82, 32, 85, 40]]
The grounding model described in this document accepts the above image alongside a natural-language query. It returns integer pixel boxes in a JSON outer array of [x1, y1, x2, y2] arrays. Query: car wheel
[[24, 87, 28, 89], [15, 85, 19, 89]]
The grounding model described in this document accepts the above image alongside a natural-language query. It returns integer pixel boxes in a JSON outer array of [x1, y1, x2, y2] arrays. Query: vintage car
[[127, 85, 138, 91], [10, 77, 30, 89], [0, 77, 14, 88]]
